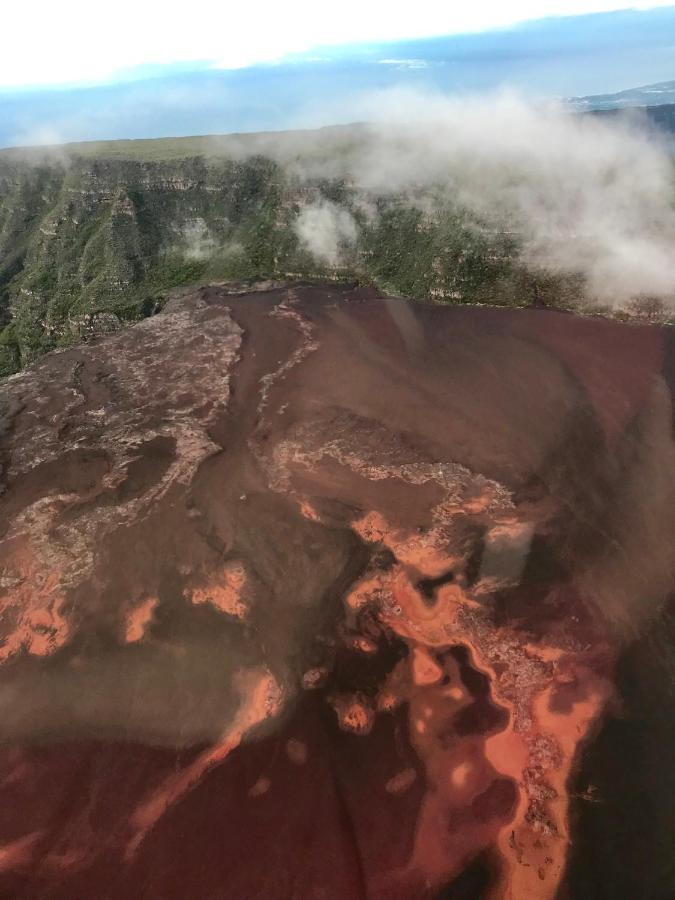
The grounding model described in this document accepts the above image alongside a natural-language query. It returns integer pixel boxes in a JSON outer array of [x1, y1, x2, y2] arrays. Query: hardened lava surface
[[0, 282, 673, 899]]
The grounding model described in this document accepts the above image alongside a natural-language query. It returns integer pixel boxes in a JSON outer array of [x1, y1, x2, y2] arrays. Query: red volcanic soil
[[0, 282, 673, 899]]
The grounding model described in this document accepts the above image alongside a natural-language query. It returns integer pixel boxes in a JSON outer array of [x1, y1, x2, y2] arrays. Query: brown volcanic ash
[[0, 283, 673, 898]]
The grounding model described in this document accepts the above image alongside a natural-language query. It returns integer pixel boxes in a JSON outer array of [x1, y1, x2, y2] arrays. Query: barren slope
[[0, 282, 673, 898]]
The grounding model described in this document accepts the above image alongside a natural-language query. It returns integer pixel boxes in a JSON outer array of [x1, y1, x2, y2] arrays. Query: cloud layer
[[293, 88, 675, 306], [294, 201, 358, 266]]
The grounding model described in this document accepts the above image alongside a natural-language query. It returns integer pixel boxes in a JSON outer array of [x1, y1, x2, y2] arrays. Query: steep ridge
[[4, 117, 672, 377], [0, 147, 544, 377]]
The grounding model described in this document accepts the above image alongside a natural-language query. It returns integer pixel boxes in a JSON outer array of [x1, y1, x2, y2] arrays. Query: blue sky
[[1, 4, 673, 147], [2, 1, 674, 89]]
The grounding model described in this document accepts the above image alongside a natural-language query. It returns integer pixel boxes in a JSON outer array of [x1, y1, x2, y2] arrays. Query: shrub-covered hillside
[[0, 128, 670, 376]]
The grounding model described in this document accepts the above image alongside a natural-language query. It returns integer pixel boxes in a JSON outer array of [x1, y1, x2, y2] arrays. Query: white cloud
[[1, 1, 673, 89], [378, 59, 430, 69], [290, 87, 675, 305], [294, 201, 357, 265]]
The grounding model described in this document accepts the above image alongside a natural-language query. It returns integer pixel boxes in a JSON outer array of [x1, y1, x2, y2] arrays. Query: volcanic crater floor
[[0, 282, 673, 899]]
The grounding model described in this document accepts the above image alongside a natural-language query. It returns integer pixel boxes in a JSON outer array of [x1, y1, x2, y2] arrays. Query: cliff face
[[0, 154, 295, 373], [0, 283, 673, 898], [2, 122, 673, 377], [0, 146, 584, 376]]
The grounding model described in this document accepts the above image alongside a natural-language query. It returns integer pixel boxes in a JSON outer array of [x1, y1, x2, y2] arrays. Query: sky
[[3, 0, 675, 89]]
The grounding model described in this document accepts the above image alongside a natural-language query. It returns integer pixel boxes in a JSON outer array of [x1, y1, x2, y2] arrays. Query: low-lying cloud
[[294, 200, 358, 266], [292, 88, 675, 306], [180, 218, 217, 260]]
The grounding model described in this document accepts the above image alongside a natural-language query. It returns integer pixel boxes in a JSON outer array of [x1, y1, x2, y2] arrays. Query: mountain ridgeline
[[0, 120, 672, 376], [0, 145, 544, 376]]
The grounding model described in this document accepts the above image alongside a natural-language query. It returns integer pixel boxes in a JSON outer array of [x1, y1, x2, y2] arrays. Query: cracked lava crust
[[0, 282, 673, 899]]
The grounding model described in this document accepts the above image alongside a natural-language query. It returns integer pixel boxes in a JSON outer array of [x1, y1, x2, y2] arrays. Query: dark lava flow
[[0, 282, 673, 899]]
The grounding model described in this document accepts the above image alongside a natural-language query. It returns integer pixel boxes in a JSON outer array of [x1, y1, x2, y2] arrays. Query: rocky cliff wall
[[0, 149, 591, 376]]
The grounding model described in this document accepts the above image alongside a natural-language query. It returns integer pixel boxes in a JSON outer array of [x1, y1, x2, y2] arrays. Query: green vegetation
[[0, 136, 618, 376], [0, 153, 297, 373]]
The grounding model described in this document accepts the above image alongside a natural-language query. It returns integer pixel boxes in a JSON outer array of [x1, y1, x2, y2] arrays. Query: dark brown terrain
[[0, 282, 673, 899]]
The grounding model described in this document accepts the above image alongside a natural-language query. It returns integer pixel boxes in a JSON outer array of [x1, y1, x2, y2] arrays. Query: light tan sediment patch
[[285, 738, 308, 765], [124, 595, 158, 643], [297, 499, 322, 522], [385, 768, 418, 795], [301, 666, 328, 690], [343, 505, 615, 899], [259, 410, 514, 547], [0, 831, 43, 873], [187, 562, 248, 620], [0, 298, 243, 642], [411, 646, 444, 686], [0, 542, 69, 662], [329, 693, 375, 735], [344, 570, 392, 612], [489, 667, 613, 900], [257, 296, 319, 419], [127, 667, 284, 858], [347, 635, 379, 654], [450, 761, 473, 789], [376, 689, 400, 713], [248, 776, 271, 798]]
